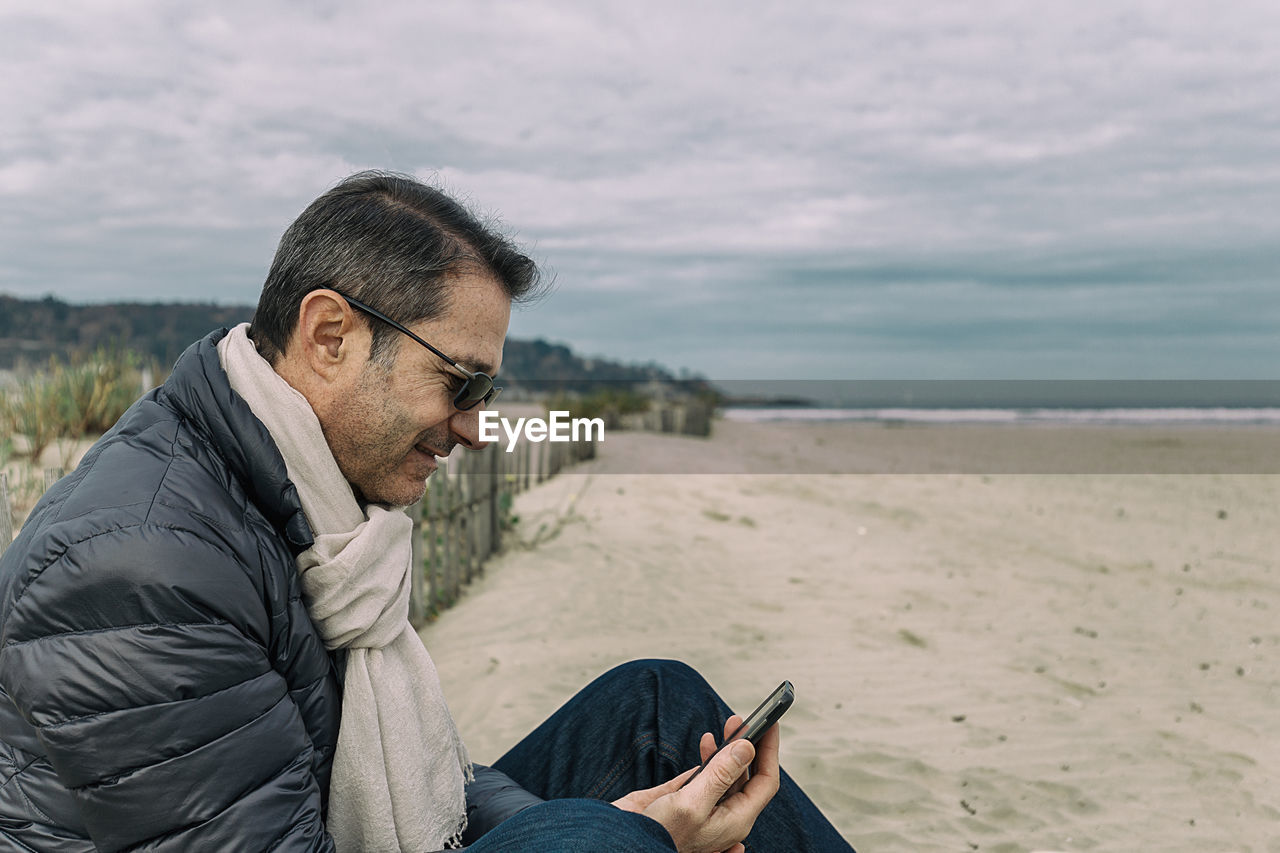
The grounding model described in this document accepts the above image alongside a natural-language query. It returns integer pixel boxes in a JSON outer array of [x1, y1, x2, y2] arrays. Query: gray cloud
[[2, 0, 1278, 378]]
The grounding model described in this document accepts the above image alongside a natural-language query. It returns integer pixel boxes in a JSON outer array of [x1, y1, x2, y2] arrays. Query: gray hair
[[250, 170, 546, 366]]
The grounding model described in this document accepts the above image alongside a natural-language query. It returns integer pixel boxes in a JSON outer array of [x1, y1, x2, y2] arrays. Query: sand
[[420, 419, 1279, 852]]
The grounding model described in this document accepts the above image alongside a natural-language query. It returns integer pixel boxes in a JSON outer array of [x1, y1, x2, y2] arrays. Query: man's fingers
[[709, 738, 755, 792], [668, 765, 700, 790], [614, 765, 703, 813], [701, 714, 744, 771], [733, 723, 781, 806], [751, 720, 781, 780], [722, 714, 744, 743], [699, 730, 717, 765], [683, 735, 755, 812], [689, 714, 773, 808]]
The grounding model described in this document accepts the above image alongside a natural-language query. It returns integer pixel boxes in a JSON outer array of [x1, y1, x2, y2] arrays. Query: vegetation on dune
[[542, 387, 653, 422], [1, 348, 155, 462]]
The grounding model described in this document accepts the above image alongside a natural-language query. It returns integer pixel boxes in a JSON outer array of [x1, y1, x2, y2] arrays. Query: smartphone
[[681, 680, 794, 789]]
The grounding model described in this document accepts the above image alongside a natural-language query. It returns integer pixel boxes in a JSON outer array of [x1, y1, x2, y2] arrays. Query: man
[[0, 172, 854, 851]]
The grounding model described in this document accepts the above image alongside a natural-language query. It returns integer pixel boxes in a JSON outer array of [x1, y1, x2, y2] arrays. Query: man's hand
[[611, 715, 781, 853]]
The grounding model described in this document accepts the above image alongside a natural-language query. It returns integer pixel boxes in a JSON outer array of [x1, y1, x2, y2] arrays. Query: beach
[[420, 419, 1279, 852]]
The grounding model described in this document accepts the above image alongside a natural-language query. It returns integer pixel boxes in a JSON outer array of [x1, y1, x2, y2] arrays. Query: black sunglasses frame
[[330, 290, 501, 411]]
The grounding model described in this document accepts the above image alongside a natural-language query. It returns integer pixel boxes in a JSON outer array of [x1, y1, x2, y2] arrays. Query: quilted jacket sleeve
[[462, 764, 546, 843], [0, 523, 334, 853]]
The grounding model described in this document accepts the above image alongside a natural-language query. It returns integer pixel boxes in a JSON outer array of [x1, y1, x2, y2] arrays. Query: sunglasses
[[332, 291, 502, 411]]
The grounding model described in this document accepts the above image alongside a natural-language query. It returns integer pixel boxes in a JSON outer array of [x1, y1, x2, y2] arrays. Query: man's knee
[[598, 658, 709, 694]]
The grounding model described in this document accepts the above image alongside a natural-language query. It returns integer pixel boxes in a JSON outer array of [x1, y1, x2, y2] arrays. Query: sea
[[722, 407, 1280, 426], [714, 380, 1280, 426]]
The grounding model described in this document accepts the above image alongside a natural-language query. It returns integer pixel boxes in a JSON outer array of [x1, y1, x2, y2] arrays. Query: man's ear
[[292, 289, 367, 380]]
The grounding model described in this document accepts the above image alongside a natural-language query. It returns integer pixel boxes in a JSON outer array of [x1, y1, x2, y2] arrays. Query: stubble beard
[[322, 388, 442, 508]]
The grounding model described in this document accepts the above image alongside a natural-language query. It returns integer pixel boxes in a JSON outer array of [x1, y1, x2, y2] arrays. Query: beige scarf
[[218, 323, 471, 852]]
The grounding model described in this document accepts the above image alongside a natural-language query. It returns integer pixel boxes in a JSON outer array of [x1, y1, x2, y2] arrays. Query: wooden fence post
[[522, 440, 531, 492], [459, 454, 475, 585], [446, 463, 462, 603], [473, 454, 484, 576], [466, 452, 478, 580], [516, 439, 524, 487], [488, 445, 501, 557], [398, 422, 596, 622], [685, 399, 711, 436], [0, 473, 12, 554], [408, 498, 427, 628], [451, 455, 464, 591], [434, 464, 453, 605], [427, 478, 440, 616], [470, 453, 482, 578], [472, 449, 486, 571]]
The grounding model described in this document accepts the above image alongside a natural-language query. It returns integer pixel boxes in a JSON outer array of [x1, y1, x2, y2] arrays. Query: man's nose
[[450, 403, 493, 450]]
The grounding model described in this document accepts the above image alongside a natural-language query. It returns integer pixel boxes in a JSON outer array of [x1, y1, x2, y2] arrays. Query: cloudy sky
[[2, 1, 1278, 379]]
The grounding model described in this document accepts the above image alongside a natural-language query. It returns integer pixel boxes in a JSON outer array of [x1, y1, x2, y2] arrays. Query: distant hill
[[0, 295, 250, 369], [0, 294, 702, 395]]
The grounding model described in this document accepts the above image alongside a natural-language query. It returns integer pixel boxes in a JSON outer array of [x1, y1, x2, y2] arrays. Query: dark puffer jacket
[[0, 330, 537, 851]]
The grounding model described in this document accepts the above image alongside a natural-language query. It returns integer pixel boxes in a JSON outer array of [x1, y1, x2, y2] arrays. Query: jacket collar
[[159, 329, 314, 553]]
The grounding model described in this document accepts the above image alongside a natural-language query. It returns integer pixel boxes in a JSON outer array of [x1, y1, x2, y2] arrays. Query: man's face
[[321, 273, 510, 507]]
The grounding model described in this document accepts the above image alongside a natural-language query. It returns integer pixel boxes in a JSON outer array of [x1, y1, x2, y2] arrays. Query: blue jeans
[[467, 659, 856, 852]]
